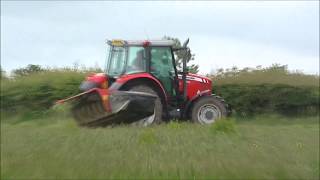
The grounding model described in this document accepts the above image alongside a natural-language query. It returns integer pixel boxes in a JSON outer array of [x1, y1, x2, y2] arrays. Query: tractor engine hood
[[178, 73, 212, 84], [187, 73, 211, 83]]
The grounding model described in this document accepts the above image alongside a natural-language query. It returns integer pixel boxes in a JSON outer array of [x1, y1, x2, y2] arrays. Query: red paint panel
[[178, 73, 212, 100]]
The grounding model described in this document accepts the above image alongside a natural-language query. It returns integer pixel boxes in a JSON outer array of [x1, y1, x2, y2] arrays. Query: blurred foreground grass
[[1, 115, 319, 179]]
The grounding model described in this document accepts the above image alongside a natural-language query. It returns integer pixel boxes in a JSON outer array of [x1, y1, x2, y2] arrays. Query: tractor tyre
[[128, 85, 163, 126], [191, 96, 228, 124]]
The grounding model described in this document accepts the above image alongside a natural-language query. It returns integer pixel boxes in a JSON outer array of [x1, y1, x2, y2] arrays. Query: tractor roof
[[107, 39, 175, 47]]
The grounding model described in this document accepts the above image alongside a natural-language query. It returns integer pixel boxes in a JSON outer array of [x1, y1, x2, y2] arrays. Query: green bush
[[211, 65, 319, 116], [1, 64, 319, 118], [1, 70, 87, 115], [213, 84, 319, 116], [211, 64, 319, 87]]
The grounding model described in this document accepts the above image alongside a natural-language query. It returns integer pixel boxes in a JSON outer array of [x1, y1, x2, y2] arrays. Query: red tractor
[[57, 39, 230, 126]]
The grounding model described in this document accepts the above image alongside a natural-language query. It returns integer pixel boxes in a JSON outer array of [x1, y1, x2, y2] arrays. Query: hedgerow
[[1, 64, 319, 118]]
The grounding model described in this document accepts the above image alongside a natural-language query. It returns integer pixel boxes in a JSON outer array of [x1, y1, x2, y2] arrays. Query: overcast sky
[[1, 1, 319, 75]]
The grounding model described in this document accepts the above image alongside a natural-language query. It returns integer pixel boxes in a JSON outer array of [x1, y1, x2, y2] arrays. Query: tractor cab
[[105, 40, 178, 97]]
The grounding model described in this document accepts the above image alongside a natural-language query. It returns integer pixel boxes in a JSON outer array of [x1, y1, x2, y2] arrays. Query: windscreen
[[106, 45, 146, 76], [106, 46, 126, 77]]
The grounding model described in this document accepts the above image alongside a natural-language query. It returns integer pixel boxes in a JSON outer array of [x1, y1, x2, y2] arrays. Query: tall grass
[[1, 115, 319, 179]]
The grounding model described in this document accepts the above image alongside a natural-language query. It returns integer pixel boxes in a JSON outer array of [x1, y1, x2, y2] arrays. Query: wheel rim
[[131, 98, 159, 126], [131, 109, 156, 126], [128, 86, 161, 126], [197, 104, 221, 124]]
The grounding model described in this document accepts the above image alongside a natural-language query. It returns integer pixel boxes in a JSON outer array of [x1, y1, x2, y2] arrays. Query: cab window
[[126, 47, 146, 74]]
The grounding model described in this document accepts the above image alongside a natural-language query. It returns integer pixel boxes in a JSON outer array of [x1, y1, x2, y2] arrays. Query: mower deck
[[61, 90, 157, 127]]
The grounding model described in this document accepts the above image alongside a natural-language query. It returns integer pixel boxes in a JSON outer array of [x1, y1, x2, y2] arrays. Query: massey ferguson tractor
[[57, 39, 230, 126]]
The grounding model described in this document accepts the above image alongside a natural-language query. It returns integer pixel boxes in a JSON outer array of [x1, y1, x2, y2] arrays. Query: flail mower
[[57, 39, 230, 127]]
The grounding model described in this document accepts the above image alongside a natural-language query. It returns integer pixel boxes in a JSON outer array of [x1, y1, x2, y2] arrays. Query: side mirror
[[183, 38, 189, 48]]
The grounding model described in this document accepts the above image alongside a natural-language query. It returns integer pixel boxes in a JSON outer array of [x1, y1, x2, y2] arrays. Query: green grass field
[[1, 115, 319, 179]]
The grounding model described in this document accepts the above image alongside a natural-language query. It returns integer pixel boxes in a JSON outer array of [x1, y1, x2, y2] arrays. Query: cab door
[[149, 47, 177, 98]]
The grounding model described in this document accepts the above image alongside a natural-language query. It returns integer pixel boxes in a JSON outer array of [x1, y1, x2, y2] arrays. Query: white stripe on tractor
[[178, 74, 206, 83]]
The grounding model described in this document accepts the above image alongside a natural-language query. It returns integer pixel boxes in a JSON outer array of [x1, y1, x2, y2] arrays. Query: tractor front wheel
[[191, 96, 228, 124]]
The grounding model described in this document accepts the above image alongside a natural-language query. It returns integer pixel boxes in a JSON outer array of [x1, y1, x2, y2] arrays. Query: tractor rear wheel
[[128, 85, 163, 126], [191, 96, 228, 124]]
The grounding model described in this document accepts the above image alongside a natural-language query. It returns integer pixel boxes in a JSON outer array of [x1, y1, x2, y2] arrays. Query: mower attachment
[[57, 89, 157, 127]]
